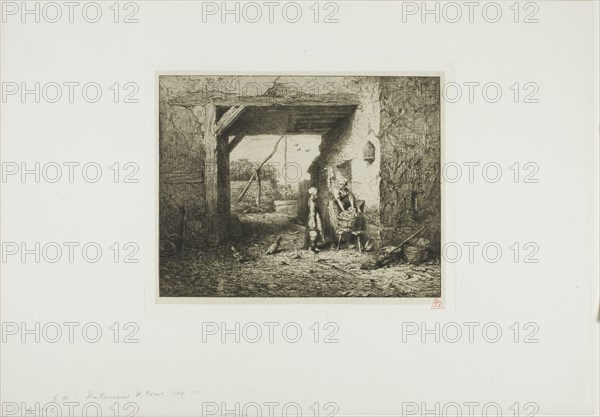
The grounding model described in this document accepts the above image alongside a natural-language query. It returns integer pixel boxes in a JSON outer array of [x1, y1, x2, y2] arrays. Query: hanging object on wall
[[363, 140, 375, 163]]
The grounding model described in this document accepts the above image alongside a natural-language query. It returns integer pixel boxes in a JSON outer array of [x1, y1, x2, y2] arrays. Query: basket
[[337, 213, 362, 231]]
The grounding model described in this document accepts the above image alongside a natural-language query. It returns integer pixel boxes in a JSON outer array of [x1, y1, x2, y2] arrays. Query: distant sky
[[230, 135, 321, 182]]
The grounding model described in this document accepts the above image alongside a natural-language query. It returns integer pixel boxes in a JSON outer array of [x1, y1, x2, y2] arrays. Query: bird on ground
[[231, 246, 251, 263], [266, 237, 283, 255]]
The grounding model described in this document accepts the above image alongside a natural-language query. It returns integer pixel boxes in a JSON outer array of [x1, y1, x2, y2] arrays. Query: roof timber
[[169, 92, 359, 137], [169, 92, 360, 108], [224, 104, 356, 137], [227, 132, 246, 153], [216, 106, 246, 136]]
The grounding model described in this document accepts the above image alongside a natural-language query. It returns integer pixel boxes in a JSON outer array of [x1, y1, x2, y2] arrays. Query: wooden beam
[[227, 132, 246, 153], [217, 96, 358, 107], [293, 129, 331, 134], [170, 93, 360, 108], [216, 106, 246, 135]]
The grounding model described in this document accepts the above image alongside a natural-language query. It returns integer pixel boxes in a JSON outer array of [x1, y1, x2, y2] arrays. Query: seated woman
[[333, 178, 365, 214], [328, 178, 366, 239]]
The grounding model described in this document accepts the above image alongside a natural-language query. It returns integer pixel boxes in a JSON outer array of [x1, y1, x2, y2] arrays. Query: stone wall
[[159, 96, 206, 243], [378, 77, 441, 253]]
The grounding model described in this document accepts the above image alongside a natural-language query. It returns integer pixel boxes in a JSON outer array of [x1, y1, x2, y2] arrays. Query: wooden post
[[218, 132, 231, 236], [203, 104, 228, 242], [283, 136, 288, 199]]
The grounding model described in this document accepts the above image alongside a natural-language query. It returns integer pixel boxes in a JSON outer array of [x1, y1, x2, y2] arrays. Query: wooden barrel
[[405, 245, 425, 264]]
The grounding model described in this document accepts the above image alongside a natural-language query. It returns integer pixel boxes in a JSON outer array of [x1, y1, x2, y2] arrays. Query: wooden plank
[[293, 109, 357, 117], [295, 117, 346, 123], [227, 132, 246, 153], [295, 114, 347, 120], [160, 171, 202, 184], [294, 122, 340, 128], [297, 107, 357, 112], [293, 128, 336, 133], [216, 106, 246, 135], [259, 110, 354, 118]]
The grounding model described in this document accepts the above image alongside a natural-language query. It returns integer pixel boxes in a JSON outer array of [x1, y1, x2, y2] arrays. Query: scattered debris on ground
[[160, 213, 441, 298]]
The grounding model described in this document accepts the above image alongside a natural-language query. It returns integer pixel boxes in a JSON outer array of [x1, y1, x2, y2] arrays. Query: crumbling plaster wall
[[314, 76, 441, 252], [316, 78, 382, 241], [378, 77, 441, 252]]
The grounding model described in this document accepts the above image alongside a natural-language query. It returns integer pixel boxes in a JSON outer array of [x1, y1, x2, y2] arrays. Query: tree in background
[[230, 158, 278, 183]]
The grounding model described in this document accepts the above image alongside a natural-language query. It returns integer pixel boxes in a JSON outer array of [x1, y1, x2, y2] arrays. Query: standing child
[[306, 187, 323, 252]]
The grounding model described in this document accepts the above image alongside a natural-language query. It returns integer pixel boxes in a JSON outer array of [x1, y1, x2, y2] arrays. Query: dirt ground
[[160, 213, 441, 298]]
